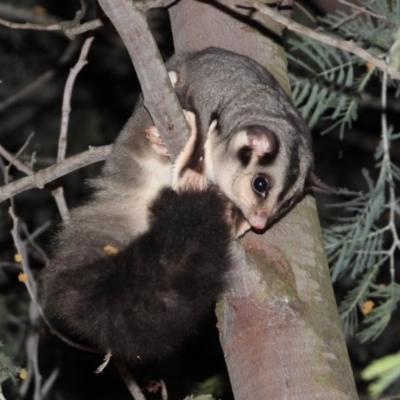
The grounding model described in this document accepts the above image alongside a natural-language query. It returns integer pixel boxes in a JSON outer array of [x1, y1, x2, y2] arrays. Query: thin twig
[[4, 133, 34, 186], [0, 156, 5, 181], [65, 19, 103, 38], [6, 163, 45, 400], [293, 2, 317, 24], [21, 223, 50, 266], [0, 144, 33, 176], [52, 188, 70, 223], [23, 220, 52, 242], [0, 262, 21, 270], [0, 16, 102, 38], [0, 135, 68, 233], [113, 360, 148, 400], [379, 57, 398, 282], [58, 37, 94, 162], [337, 0, 394, 24], [236, 0, 400, 80], [18, 155, 56, 166], [4, 147, 97, 382], [73, 0, 87, 25], [18, 362, 32, 399], [8, 207, 99, 354], [0, 0, 166, 38], [26, 332, 42, 400], [54, 36, 95, 222], [0, 16, 66, 31], [10, 208, 38, 298], [327, 10, 362, 31], [40, 366, 60, 397], [0, 145, 112, 203]]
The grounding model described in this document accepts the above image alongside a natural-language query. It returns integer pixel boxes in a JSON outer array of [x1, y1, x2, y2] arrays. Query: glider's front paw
[[145, 126, 170, 157]]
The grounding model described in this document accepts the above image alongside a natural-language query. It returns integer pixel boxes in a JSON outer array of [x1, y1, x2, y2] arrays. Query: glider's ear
[[307, 171, 336, 193], [246, 126, 277, 157]]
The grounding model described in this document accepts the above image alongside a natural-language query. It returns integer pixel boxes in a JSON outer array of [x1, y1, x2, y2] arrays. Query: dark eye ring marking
[[282, 197, 294, 210], [252, 175, 269, 197]]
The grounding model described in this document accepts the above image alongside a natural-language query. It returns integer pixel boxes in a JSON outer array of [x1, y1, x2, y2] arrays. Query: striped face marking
[[204, 122, 313, 230]]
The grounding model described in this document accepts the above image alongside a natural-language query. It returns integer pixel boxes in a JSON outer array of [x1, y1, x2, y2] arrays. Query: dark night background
[[0, 0, 399, 399]]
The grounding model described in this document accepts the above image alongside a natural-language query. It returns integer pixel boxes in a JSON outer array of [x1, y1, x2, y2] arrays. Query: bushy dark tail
[[41, 187, 234, 361]]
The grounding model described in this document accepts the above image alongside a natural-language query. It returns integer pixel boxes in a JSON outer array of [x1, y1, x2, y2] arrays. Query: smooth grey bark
[[97, 0, 189, 161], [96, 0, 358, 398], [168, 1, 358, 399]]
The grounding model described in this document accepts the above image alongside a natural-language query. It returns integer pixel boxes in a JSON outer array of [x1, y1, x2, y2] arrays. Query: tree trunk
[[168, 1, 358, 399], [97, 0, 358, 397]]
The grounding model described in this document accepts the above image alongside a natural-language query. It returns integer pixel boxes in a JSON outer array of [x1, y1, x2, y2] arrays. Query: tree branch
[[58, 37, 94, 162], [168, 1, 358, 398], [8, 206, 99, 356], [0, 0, 102, 40], [113, 361, 148, 400], [239, 0, 400, 80], [337, 0, 394, 24], [0, 145, 111, 203], [53, 36, 95, 222], [97, 0, 189, 161], [4, 133, 34, 187], [0, 144, 33, 176], [0, 16, 103, 38]]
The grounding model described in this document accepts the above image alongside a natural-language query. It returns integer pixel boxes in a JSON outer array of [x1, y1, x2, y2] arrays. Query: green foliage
[[289, 0, 400, 137], [319, 1, 397, 49], [390, 28, 400, 69], [362, 351, 400, 398], [324, 123, 400, 343], [289, 0, 400, 350], [0, 343, 20, 386], [192, 375, 226, 398], [288, 40, 366, 136]]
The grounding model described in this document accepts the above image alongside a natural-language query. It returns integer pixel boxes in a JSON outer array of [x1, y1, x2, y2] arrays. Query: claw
[[145, 126, 170, 157]]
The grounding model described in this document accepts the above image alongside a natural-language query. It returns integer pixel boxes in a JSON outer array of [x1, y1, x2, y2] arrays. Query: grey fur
[[91, 47, 314, 232], [41, 48, 318, 360], [167, 47, 314, 229], [168, 47, 310, 144]]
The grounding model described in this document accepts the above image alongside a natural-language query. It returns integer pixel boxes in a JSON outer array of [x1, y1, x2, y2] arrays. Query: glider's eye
[[252, 176, 269, 197]]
